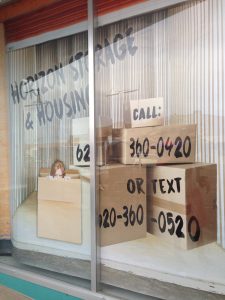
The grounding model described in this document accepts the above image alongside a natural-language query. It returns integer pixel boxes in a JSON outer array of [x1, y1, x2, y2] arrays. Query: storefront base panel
[[1, 253, 225, 300], [101, 266, 225, 300], [10, 244, 225, 300], [12, 247, 91, 280]]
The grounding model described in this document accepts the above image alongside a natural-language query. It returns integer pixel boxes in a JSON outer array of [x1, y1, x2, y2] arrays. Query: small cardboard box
[[147, 163, 217, 249], [130, 98, 164, 128], [112, 124, 196, 165], [38, 176, 81, 244], [99, 164, 146, 246]]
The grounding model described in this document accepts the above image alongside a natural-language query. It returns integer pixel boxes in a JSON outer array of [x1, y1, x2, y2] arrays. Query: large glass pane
[[8, 12, 92, 282], [95, 0, 225, 298]]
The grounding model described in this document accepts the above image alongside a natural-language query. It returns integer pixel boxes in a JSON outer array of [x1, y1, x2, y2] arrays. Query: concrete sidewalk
[[0, 285, 31, 300]]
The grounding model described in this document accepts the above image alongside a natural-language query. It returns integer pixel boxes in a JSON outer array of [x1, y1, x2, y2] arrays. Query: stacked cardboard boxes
[[111, 98, 217, 249]]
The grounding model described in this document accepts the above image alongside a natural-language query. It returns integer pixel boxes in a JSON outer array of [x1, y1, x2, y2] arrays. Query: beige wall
[[0, 23, 11, 239]]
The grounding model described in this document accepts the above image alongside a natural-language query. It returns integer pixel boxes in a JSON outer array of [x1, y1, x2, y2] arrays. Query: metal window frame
[[88, 0, 101, 293], [88, 0, 192, 294]]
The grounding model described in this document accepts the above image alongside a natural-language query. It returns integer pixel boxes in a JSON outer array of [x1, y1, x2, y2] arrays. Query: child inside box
[[50, 159, 66, 178]]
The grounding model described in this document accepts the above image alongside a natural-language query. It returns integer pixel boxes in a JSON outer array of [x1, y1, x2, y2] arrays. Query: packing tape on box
[[80, 175, 90, 182], [150, 196, 191, 215], [72, 135, 88, 144], [72, 134, 109, 145]]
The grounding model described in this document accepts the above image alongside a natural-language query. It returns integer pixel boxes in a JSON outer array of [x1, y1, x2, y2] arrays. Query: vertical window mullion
[[88, 0, 100, 293]]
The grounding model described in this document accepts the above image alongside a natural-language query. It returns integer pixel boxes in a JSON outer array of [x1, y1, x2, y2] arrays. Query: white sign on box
[[72, 117, 90, 166], [72, 116, 112, 166], [130, 98, 164, 128]]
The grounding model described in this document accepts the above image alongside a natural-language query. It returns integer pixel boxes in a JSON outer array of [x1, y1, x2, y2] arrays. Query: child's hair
[[50, 159, 66, 177]]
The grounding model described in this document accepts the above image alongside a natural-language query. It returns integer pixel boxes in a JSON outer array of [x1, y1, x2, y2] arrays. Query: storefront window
[[4, 0, 225, 298], [8, 30, 91, 280], [96, 0, 225, 297]]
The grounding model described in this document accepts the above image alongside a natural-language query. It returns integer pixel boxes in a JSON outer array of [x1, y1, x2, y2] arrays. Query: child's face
[[55, 162, 64, 176]]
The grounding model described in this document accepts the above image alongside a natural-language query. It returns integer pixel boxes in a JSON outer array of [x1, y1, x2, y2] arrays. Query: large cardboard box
[[147, 163, 217, 249], [38, 177, 81, 244], [99, 164, 146, 246], [112, 124, 196, 165]]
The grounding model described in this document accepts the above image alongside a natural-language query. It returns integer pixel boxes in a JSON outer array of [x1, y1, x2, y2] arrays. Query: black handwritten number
[[130, 138, 135, 157], [110, 208, 116, 227], [129, 205, 136, 226], [99, 208, 116, 228], [99, 214, 102, 228], [76, 144, 83, 162], [158, 211, 166, 233], [130, 138, 149, 158], [135, 139, 142, 157], [103, 209, 110, 228], [158, 212, 185, 238], [183, 136, 191, 158], [188, 216, 200, 242], [167, 212, 175, 235], [123, 206, 129, 227], [83, 144, 90, 162], [143, 138, 149, 157], [157, 137, 164, 157], [174, 137, 183, 158], [99, 205, 144, 228], [156, 136, 191, 159], [165, 137, 173, 156], [137, 205, 144, 225], [175, 215, 185, 238]]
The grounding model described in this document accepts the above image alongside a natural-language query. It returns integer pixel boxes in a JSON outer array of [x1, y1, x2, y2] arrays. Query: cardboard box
[[130, 98, 164, 128], [38, 177, 81, 244], [99, 164, 146, 246], [147, 163, 217, 249], [112, 124, 196, 165], [97, 116, 113, 139]]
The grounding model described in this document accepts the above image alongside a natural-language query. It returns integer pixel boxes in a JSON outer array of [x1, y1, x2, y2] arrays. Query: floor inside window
[[101, 236, 225, 294], [13, 191, 225, 295]]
